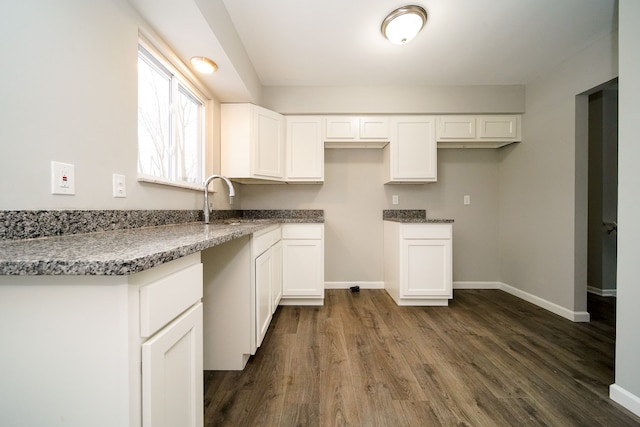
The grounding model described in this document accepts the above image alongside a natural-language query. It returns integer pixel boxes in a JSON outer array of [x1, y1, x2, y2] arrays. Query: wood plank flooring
[[204, 290, 640, 426]]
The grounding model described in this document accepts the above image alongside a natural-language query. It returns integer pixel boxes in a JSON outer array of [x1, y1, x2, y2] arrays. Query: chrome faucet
[[203, 175, 235, 224]]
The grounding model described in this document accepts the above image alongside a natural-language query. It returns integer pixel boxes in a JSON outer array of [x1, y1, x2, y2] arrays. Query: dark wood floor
[[204, 290, 640, 426]]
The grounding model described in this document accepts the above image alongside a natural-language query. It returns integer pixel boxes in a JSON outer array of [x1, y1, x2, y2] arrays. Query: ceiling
[[129, 0, 617, 101]]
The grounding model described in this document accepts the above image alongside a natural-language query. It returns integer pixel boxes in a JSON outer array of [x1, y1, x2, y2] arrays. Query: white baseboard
[[325, 281, 384, 289], [587, 286, 617, 297], [499, 282, 590, 322], [454, 281, 590, 322], [454, 281, 501, 289], [610, 384, 640, 418], [331, 280, 590, 322]]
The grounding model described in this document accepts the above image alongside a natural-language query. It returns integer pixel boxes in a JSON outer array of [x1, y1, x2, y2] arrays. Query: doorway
[[587, 84, 618, 300]]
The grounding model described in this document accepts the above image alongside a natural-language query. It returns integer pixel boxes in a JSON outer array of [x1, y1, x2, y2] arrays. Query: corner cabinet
[[285, 116, 324, 182], [202, 223, 324, 371], [436, 115, 522, 148], [0, 253, 204, 427], [383, 221, 452, 306], [384, 116, 437, 183], [202, 225, 282, 371], [221, 103, 285, 183], [280, 223, 325, 305]]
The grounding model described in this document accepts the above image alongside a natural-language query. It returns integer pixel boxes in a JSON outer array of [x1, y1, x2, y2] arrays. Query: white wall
[[611, 0, 640, 416], [0, 0, 232, 211], [498, 31, 618, 314], [254, 85, 523, 284], [241, 148, 501, 284], [263, 85, 525, 115]]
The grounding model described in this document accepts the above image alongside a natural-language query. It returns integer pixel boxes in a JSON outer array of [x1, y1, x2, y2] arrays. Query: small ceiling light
[[190, 56, 218, 74], [381, 5, 427, 45]]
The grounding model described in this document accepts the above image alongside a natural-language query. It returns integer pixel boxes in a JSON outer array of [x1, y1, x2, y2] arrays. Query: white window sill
[[137, 175, 204, 191]]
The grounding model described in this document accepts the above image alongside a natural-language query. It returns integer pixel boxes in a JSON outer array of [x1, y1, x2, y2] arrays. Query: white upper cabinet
[[324, 116, 390, 148], [477, 115, 519, 139], [436, 115, 522, 148], [285, 116, 324, 182], [384, 116, 437, 183], [436, 115, 476, 139], [221, 103, 285, 183]]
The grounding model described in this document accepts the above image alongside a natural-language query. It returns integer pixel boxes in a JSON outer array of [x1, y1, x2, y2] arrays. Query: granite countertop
[[382, 209, 454, 223], [0, 210, 323, 276]]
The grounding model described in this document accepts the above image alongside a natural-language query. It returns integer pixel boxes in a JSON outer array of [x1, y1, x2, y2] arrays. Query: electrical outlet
[[112, 174, 126, 198], [392, 195, 399, 205], [51, 161, 75, 195]]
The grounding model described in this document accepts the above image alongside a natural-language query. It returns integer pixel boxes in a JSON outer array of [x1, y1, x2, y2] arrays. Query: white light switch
[[464, 195, 471, 205], [392, 195, 399, 205], [51, 161, 75, 195], [113, 174, 126, 198]]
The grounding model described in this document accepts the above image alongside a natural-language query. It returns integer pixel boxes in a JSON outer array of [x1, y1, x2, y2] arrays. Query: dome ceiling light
[[190, 56, 218, 74], [381, 5, 428, 45]]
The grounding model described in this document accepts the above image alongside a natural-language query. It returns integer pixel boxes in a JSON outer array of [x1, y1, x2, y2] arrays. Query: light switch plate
[[51, 161, 75, 195], [113, 173, 126, 198]]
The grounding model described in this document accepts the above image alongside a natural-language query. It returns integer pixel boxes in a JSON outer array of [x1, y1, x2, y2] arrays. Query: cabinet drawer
[[140, 263, 203, 338], [253, 225, 281, 255], [281, 223, 323, 239], [401, 224, 451, 240]]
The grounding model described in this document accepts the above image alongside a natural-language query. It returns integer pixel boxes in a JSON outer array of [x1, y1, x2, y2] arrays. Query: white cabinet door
[[255, 249, 273, 347], [401, 239, 452, 298], [271, 240, 283, 311], [221, 103, 284, 182], [436, 116, 476, 139], [253, 106, 285, 179], [282, 239, 323, 297], [384, 222, 452, 306], [142, 303, 203, 427], [286, 116, 324, 181], [324, 116, 359, 140], [477, 115, 518, 140], [436, 115, 521, 148], [359, 116, 389, 140], [386, 116, 437, 183], [324, 116, 389, 140]]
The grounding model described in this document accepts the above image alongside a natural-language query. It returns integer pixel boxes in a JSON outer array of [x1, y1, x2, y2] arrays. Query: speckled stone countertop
[[0, 210, 323, 276], [383, 209, 454, 223]]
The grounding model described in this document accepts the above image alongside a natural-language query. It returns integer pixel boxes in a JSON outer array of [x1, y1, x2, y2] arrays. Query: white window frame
[[137, 35, 213, 191]]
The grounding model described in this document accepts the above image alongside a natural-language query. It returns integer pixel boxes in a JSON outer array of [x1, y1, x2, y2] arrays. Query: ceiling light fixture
[[381, 5, 427, 45], [190, 56, 218, 74]]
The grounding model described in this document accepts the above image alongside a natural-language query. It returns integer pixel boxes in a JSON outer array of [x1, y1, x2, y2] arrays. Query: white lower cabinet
[[142, 304, 203, 427], [271, 240, 283, 310], [0, 253, 204, 427], [384, 221, 452, 306], [255, 249, 272, 346], [202, 225, 282, 370], [202, 223, 323, 371], [280, 224, 325, 305]]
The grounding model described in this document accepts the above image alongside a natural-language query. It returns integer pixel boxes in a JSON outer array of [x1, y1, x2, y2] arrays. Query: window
[[137, 40, 207, 187]]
